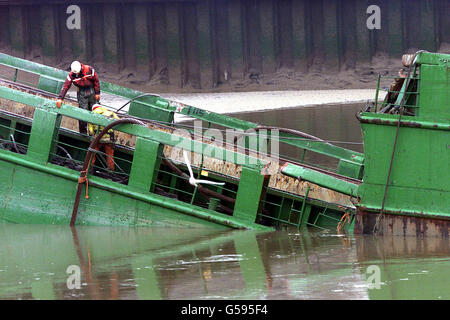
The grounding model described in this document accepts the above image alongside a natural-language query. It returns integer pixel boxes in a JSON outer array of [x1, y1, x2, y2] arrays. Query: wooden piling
[[0, 0, 448, 90]]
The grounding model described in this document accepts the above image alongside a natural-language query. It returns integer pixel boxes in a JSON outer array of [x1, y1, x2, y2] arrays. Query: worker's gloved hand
[[95, 94, 100, 102], [56, 99, 63, 108]]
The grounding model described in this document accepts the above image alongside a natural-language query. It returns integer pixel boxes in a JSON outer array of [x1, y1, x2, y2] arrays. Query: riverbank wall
[[0, 0, 448, 92]]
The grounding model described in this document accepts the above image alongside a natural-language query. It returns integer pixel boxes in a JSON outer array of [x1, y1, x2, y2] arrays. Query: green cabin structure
[[283, 51, 449, 237], [354, 52, 449, 237]]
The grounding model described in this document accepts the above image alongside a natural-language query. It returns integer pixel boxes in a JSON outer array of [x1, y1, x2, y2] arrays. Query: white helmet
[[71, 61, 81, 74]]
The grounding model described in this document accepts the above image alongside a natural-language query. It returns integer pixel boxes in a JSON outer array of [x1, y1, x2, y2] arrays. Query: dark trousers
[[77, 87, 96, 134]]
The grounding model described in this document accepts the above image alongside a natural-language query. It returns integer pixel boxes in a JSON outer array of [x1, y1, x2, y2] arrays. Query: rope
[[337, 211, 352, 233], [373, 108, 403, 234], [78, 169, 90, 199]]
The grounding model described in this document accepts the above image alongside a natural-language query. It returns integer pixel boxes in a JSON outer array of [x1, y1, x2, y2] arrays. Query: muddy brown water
[[0, 224, 448, 300]]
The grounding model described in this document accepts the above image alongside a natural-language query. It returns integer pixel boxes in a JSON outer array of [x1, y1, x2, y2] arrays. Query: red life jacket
[[59, 64, 100, 99]]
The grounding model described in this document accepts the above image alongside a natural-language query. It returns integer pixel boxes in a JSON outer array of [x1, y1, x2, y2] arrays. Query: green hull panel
[[0, 154, 270, 230], [358, 121, 449, 219]]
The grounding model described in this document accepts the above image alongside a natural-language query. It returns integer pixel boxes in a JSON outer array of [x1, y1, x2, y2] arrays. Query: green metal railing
[[0, 118, 31, 154], [374, 67, 421, 116]]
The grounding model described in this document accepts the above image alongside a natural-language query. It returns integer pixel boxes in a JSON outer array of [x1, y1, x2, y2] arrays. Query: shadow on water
[[0, 223, 448, 300]]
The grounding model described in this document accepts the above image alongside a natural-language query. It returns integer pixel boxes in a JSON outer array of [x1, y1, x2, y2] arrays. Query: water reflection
[[0, 224, 448, 300], [355, 235, 450, 300]]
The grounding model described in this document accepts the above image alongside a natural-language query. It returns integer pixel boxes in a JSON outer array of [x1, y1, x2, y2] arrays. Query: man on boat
[[88, 104, 119, 172], [56, 61, 101, 134]]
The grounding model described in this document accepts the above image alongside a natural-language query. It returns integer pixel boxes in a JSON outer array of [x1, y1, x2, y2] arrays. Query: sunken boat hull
[[0, 53, 359, 231]]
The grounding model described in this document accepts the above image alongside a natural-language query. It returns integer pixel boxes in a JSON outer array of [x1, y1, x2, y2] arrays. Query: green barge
[[0, 52, 360, 232], [0, 51, 447, 237]]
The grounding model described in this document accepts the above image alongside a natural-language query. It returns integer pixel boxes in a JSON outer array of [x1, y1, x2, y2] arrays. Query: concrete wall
[[0, 0, 449, 91]]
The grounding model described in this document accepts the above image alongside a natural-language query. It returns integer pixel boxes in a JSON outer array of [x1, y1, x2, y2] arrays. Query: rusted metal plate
[[354, 207, 450, 238]]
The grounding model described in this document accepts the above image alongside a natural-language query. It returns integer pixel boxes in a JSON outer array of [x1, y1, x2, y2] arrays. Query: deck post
[[278, 197, 294, 226], [128, 137, 163, 193], [27, 106, 61, 164], [233, 166, 268, 223], [298, 185, 311, 227]]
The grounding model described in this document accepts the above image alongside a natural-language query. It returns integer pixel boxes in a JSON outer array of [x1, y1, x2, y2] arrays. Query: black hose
[[57, 145, 73, 160], [233, 125, 331, 145], [115, 93, 162, 113]]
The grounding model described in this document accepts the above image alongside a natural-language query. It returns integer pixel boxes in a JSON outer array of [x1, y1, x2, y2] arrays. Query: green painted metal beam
[[414, 52, 450, 66], [27, 107, 61, 164], [233, 167, 268, 223], [281, 162, 359, 197], [358, 112, 450, 131], [277, 197, 294, 225], [173, 102, 364, 166], [299, 205, 312, 228], [0, 52, 144, 99], [128, 138, 163, 193]]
